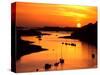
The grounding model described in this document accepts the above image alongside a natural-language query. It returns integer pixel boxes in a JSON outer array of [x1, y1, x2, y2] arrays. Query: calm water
[[16, 31, 97, 72]]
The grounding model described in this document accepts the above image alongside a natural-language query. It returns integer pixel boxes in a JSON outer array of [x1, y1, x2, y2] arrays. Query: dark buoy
[[65, 43, 68, 45], [92, 54, 95, 59], [39, 38, 42, 40], [54, 62, 59, 67], [44, 64, 52, 70], [62, 42, 64, 44], [36, 69, 39, 71], [59, 58, 64, 64]]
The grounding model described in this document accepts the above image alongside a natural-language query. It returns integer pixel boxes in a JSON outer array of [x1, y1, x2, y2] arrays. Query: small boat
[[59, 58, 64, 65], [39, 38, 42, 40], [54, 62, 59, 67], [65, 43, 68, 45], [70, 43, 76, 46], [62, 42, 64, 44], [44, 64, 52, 70]]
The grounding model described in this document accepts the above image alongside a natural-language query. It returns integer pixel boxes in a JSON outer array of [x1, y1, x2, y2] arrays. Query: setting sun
[[77, 23, 81, 28]]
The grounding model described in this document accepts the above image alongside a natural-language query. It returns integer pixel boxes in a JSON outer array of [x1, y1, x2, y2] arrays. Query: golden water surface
[[16, 31, 97, 72]]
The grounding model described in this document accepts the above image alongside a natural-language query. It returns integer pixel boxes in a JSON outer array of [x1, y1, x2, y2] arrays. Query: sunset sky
[[13, 2, 97, 27]]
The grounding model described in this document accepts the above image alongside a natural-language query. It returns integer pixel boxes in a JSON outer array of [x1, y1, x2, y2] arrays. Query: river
[[16, 31, 97, 72]]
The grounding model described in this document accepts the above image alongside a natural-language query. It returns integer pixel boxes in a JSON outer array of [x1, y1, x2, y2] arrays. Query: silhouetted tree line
[[37, 26, 79, 31]]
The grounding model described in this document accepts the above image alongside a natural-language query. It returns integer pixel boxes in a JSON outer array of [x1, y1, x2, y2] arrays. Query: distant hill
[[59, 22, 97, 46], [71, 22, 97, 46]]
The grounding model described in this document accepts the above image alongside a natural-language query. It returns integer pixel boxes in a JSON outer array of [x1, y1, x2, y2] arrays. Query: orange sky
[[13, 2, 97, 27]]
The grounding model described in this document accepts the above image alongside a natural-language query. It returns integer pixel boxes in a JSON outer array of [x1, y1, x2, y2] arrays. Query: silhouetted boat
[[65, 43, 71, 45], [44, 64, 52, 70], [37, 35, 42, 41], [54, 62, 59, 67], [62, 42, 64, 44], [65, 43, 68, 45], [59, 42, 65, 65], [59, 58, 64, 64], [70, 43, 76, 46], [39, 38, 42, 40]]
